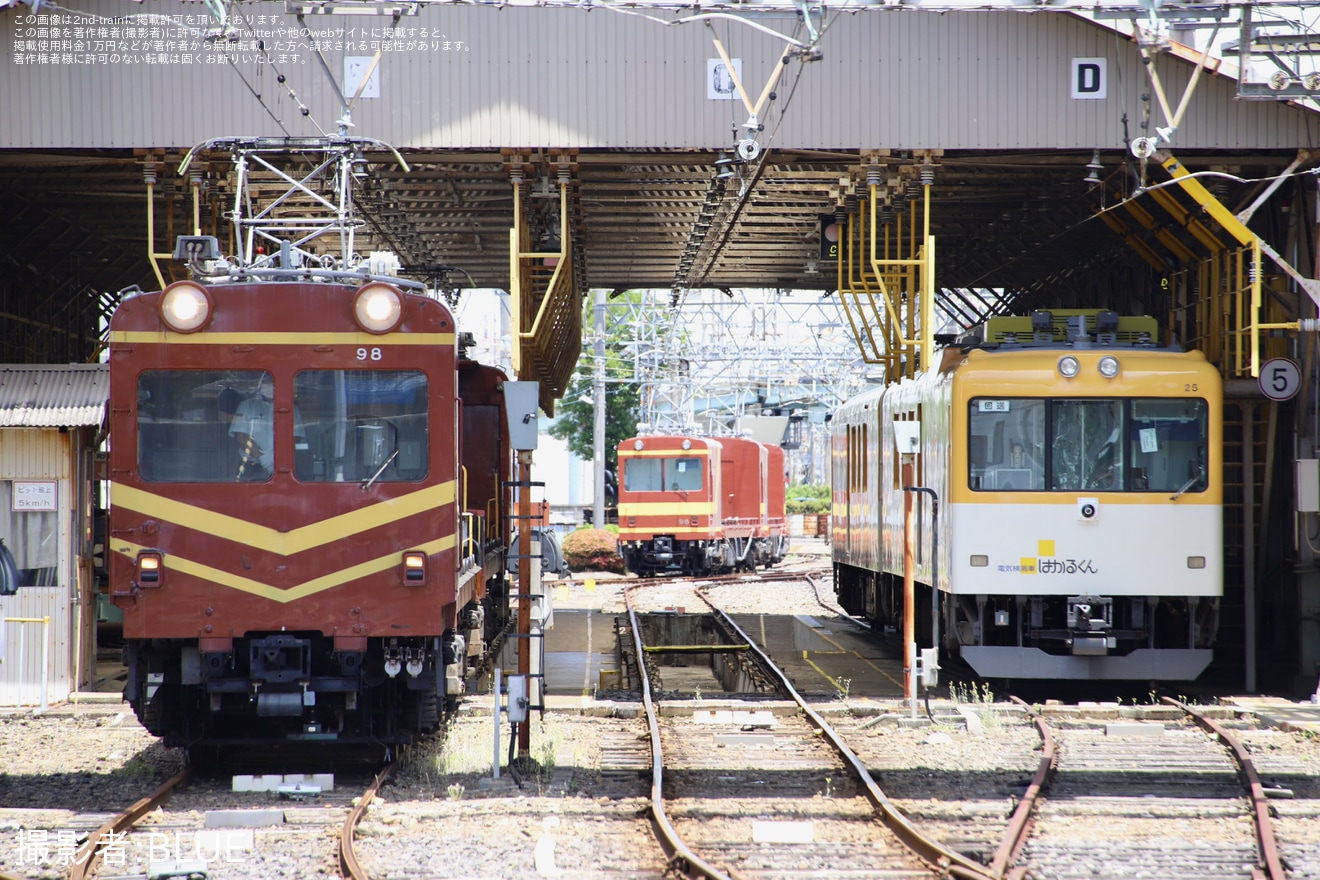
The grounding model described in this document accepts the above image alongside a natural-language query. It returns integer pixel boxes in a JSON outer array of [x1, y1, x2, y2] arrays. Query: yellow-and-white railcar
[[832, 311, 1222, 680]]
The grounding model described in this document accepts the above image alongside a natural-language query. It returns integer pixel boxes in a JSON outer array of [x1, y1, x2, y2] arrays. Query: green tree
[[548, 292, 648, 497], [786, 483, 831, 514]]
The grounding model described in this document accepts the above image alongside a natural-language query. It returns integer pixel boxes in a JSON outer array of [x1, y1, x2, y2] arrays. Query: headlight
[[159, 282, 212, 333], [1098, 355, 1121, 378], [137, 551, 163, 585], [1058, 355, 1080, 378], [353, 283, 404, 333], [403, 551, 427, 584]]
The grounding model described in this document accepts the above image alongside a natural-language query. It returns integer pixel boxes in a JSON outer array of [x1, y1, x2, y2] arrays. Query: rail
[[68, 767, 193, 880], [1164, 697, 1287, 880], [995, 695, 1286, 880], [992, 697, 1058, 878], [708, 602, 1000, 880], [338, 762, 395, 880], [624, 584, 738, 880]]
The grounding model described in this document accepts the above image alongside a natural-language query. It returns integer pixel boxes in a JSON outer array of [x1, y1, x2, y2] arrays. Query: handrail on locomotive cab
[[487, 495, 502, 546], [461, 512, 481, 566], [459, 465, 487, 564]]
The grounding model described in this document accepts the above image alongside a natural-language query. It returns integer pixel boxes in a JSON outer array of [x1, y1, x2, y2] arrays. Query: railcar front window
[[293, 370, 429, 482], [623, 456, 705, 492], [137, 370, 270, 482], [1126, 399, 1209, 493], [968, 399, 1046, 491], [670, 457, 703, 491], [1052, 400, 1123, 490], [968, 396, 1209, 493], [624, 458, 662, 492]]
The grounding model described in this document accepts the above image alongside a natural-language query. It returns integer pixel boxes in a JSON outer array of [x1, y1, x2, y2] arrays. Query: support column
[[593, 288, 606, 529], [517, 451, 532, 757]]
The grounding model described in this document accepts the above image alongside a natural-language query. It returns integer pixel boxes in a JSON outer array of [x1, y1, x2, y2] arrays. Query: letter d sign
[[1072, 57, 1107, 99]]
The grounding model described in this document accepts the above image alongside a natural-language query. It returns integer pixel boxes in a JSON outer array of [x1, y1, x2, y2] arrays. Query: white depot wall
[[3, 2, 1316, 151], [536, 432, 592, 513]]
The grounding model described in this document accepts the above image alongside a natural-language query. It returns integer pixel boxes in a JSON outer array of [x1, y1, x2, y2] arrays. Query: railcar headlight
[[353, 283, 404, 333], [681, 439, 692, 450], [633, 440, 644, 451], [137, 551, 163, 585], [403, 551, 427, 584], [1098, 355, 1121, 378], [1058, 356, 1080, 378], [1187, 556, 1206, 569], [159, 281, 212, 333]]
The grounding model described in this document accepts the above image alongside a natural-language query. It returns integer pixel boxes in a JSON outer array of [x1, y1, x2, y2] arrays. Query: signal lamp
[[403, 551, 427, 584], [353, 283, 404, 333], [1098, 355, 1121, 378], [137, 551, 163, 585], [1058, 356, 1080, 378], [159, 281, 212, 333]]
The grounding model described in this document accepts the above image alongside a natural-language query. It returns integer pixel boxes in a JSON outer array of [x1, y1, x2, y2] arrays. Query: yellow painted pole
[[510, 182, 522, 376]]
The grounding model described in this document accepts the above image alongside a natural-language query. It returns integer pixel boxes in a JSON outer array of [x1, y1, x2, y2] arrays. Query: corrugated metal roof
[[0, 364, 108, 428]]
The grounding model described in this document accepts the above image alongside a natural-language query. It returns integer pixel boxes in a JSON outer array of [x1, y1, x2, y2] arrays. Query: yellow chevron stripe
[[111, 536, 455, 603], [110, 481, 456, 556], [618, 502, 715, 516], [109, 331, 455, 346]]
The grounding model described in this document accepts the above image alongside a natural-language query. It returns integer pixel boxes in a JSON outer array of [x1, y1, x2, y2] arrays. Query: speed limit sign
[[1260, 357, 1302, 401]]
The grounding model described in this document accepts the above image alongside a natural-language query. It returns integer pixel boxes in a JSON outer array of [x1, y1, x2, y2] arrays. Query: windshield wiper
[[361, 449, 399, 491], [1169, 467, 1204, 501]]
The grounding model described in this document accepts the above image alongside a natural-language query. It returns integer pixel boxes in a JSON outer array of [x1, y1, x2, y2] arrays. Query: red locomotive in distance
[[107, 275, 513, 753], [616, 434, 787, 577]]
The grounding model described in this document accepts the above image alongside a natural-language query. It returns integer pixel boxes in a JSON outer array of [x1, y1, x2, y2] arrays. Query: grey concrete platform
[[1221, 696, 1320, 733]]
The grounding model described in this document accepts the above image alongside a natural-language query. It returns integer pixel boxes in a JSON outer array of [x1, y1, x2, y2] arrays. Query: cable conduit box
[[504, 381, 540, 451]]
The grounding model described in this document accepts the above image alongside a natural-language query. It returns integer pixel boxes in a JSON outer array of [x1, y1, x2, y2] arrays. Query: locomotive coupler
[[1067, 594, 1116, 655]]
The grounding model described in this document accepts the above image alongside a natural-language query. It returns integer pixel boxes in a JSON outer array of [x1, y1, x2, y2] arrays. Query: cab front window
[[293, 370, 429, 483], [969, 396, 1208, 493], [137, 370, 268, 482], [623, 456, 704, 492]]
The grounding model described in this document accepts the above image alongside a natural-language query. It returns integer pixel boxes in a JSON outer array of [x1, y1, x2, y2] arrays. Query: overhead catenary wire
[[229, 7, 329, 136]]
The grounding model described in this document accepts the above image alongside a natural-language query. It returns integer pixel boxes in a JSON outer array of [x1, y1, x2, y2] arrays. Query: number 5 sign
[[1260, 357, 1302, 401]]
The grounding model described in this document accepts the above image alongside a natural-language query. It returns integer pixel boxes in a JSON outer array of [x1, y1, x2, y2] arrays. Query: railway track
[[689, 574, 1309, 880], [60, 763, 389, 880], [988, 697, 1289, 880], [6, 573, 1316, 879], [626, 581, 999, 880]]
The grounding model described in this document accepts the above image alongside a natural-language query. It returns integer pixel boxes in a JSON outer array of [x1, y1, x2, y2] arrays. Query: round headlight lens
[[353, 283, 404, 333], [633, 440, 644, 451], [159, 282, 212, 333], [1098, 355, 1121, 378], [1058, 355, 1080, 378], [681, 439, 692, 450]]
